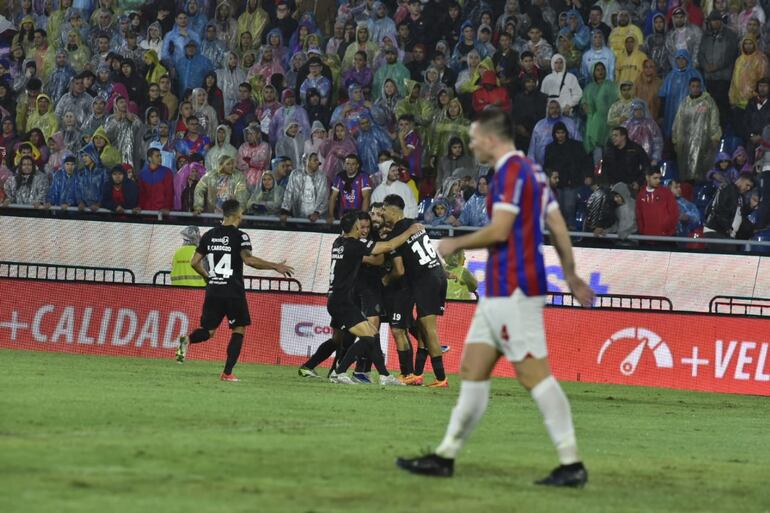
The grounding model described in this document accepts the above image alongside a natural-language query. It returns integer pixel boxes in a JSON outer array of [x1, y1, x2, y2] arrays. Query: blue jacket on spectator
[[458, 191, 489, 227], [77, 144, 108, 207], [101, 166, 140, 211], [175, 42, 212, 96], [47, 165, 80, 206]]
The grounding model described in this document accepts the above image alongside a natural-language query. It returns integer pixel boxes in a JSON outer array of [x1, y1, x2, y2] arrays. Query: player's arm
[[190, 251, 209, 282], [382, 255, 405, 286], [546, 207, 595, 307], [437, 208, 517, 256], [362, 254, 385, 265], [370, 222, 423, 255], [240, 249, 295, 277]]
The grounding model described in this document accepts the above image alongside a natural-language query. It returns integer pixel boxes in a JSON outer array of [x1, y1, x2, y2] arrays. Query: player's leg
[[391, 328, 415, 379], [335, 320, 377, 375], [300, 329, 345, 378], [353, 315, 380, 382], [176, 296, 221, 363], [417, 315, 448, 387], [412, 325, 429, 379], [220, 298, 251, 381], [515, 357, 587, 487], [396, 306, 500, 477]]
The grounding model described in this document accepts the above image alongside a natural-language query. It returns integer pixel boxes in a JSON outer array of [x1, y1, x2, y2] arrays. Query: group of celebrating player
[[174, 109, 595, 488]]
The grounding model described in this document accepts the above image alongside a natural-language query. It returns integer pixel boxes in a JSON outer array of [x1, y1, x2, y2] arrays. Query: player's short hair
[[357, 211, 372, 222], [222, 199, 241, 217], [474, 108, 515, 142], [146, 147, 160, 159], [369, 202, 384, 211], [238, 81, 252, 91], [340, 210, 360, 233], [383, 194, 405, 210]]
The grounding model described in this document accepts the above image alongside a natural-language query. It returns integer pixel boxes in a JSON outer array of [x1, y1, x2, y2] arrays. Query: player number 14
[[206, 253, 233, 278]]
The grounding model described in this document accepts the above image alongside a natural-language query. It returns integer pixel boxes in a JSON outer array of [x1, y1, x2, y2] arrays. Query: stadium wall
[[2, 217, 770, 311], [1, 280, 768, 396]]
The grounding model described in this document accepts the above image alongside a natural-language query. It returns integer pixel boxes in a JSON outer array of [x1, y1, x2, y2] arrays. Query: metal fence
[[708, 296, 770, 317], [152, 271, 303, 292], [0, 260, 136, 283], [547, 292, 673, 311]]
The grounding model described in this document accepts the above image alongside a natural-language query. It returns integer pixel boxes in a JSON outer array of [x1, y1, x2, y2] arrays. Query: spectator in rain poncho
[[564, 9, 590, 51], [540, 53, 583, 115], [343, 50, 374, 95], [45, 50, 75, 104], [452, 175, 489, 227], [706, 152, 740, 187], [451, 21, 488, 72], [193, 155, 249, 213], [238, 0, 269, 45], [60, 111, 82, 155], [217, 52, 246, 115], [174, 161, 206, 211], [623, 99, 663, 166], [275, 119, 306, 167], [320, 121, 357, 183], [278, 151, 329, 219], [2, 156, 48, 207], [353, 113, 392, 177], [665, 7, 702, 68], [395, 79, 434, 144], [436, 176, 466, 218], [372, 31, 405, 72], [544, 121, 593, 228], [55, 76, 92, 127], [424, 197, 453, 226], [76, 143, 107, 209], [582, 62, 618, 157], [643, 13, 671, 78], [162, 10, 201, 64], [191, 87, 219, 140], [47, 155, 80, 207], [436, 136, 476, 190], [342, 23, 378, 71], [140, 21, 164, 56], [174, 40, 212, 97], [81, 96, 108, 141], [672, 78, 722, 181], [330, 82, 372, 128], [62, 29, 91, 73], [427, 97, 470, 169], [92, 64, 114, 99], [201, 22, 227, 69], [248, 170, 284, 215], [304, 121, 327, 163], [669, 179, 702, 237], [371, 78, 401, 133], [634, 59, 663, 120], [529, 99, 580, 165], [237, 122, 271, 189], [104, 95, 143, 168], [45, 132, 69, 177], [729, 36, 769, 110], [581, 30, 615, 86], [143, 49, 168, 87], [250, 45, 286, 85], [367, 2, 396, 44], [608, 10, 644, 56], [27, 94, 59, 142], [269, 89, 311, 145], [659, 49, 703, 138], [90, 126, 122, 171], [371, 46, 409, 100], [205, 124, 237, 174], [607, 80, 637, 128]]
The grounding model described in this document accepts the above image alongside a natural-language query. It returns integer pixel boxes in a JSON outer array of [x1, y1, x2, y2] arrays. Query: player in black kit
[[175, 199, 295, 381], [382, 194, 449, 387], [326, 210, 423, 385]]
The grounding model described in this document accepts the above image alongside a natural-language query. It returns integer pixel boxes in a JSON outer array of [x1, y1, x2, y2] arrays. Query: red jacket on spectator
[[636, 185, 679, 236], [138, 163, 174, 210], [472, 71, 512, 114]]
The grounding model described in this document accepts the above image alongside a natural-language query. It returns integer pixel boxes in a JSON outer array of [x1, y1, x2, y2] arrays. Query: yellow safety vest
[[170, 245, 206, 287]]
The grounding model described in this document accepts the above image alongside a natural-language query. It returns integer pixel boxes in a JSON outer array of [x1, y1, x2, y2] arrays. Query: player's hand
[[566, 275, 595, 307], [437, 237, 459, 258], [273, 260, 295, 277]]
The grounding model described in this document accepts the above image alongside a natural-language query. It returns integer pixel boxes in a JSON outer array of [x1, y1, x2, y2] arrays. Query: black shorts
[[328, 292, 367, 331], [412, 272, 447, 318], [200, 295, 251, 330], [382, 285, 413, 329], [357, 284, 384, 318]]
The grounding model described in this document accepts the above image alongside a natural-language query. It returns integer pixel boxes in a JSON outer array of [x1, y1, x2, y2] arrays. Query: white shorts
[[464, 289, 547, 362]]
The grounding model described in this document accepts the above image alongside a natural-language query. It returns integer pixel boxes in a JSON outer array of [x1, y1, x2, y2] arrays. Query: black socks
[[397, 349, 414, 375], [224, 333, 244, 374], [414, 347, 429, 376], [189, 328, 210, 343], [430, 355, 446, 381], [302, 338, 337, 369]]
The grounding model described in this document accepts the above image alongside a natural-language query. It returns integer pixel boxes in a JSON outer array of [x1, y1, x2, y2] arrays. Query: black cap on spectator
[[308, 56, 322, 66], [64, 155, 77, 164], [27, 77, 42, 90]]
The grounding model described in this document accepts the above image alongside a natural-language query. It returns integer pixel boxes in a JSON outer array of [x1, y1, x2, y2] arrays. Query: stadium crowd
[[1, 0, 770, 247]]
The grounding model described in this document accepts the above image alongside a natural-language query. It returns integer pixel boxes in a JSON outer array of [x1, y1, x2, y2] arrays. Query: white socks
[[435, 380, 491, 459], [531, 375, 579, 465]]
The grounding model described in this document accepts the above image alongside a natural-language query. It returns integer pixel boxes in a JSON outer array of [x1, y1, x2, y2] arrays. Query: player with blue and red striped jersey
[[397, 108, 596, 487]]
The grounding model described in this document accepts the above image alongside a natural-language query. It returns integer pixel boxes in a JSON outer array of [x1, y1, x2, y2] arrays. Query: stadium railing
[[548, 292, 673, 311], [0, 260, 136, 283], [6, 204, 770, 251], [708, 295, 770, 317], [152, 270, 303, 292]]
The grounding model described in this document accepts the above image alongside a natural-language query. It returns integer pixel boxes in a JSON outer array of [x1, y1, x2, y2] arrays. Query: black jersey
[[196, 225, 252, 298], [389, 218, 442, 277], [356, 232, 384, 291], [329, 236, 375, 295]]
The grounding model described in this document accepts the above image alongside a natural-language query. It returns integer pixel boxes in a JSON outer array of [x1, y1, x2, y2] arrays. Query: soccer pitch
[[1, 350, 767, 513]]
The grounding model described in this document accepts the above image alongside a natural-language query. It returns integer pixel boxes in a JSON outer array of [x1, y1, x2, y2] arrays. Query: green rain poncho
[[581, 62, 618, 154]]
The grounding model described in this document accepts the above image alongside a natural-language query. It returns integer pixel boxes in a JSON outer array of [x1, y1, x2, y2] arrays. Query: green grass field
[[1, 350, 768, 513]]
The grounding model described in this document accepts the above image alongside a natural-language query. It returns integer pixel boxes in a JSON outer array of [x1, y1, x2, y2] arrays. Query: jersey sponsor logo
[[211, 236, 229, 245], [242, 233, 249, 241]]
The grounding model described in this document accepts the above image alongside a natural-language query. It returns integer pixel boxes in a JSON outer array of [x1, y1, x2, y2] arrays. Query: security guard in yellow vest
[[170, 226, 207, 286]]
